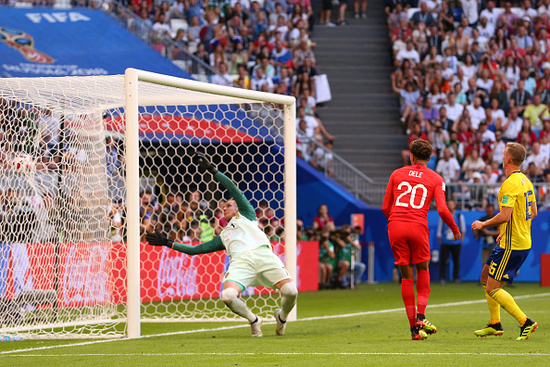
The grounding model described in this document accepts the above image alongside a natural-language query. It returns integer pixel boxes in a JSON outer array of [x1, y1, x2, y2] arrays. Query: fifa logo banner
[[0, 8, 190, 78], [0, 27, 54, 63]]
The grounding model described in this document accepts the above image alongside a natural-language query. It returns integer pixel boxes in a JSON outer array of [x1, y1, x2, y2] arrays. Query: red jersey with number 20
[[382, 164, 459, 234]]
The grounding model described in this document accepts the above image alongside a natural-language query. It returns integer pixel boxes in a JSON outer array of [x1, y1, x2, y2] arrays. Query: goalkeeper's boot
[[274, 309, 286, 336], [516, 318, 537, 341], [416, 314, 437, 335], [250, 316, 262, 337], [474, 322, 504, 337], [411, 326, 428, 340]]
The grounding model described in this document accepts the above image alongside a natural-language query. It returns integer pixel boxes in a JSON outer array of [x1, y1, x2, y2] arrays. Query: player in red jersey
[[383, 139, 461, 340]]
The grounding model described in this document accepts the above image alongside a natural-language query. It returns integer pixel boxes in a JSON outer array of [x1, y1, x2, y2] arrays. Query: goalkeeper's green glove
[[193, 151, 218, 175], [145, 229, 173, 248]]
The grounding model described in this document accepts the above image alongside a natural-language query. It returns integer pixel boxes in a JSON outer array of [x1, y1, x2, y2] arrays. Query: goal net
[[0, 69, 296, 339]]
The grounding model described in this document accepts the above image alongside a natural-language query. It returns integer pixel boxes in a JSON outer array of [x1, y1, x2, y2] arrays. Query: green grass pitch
[[0, 282, 548, 366]]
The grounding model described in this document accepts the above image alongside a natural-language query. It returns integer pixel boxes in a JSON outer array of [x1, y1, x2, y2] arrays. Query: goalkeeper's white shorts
[[224, 245, 291, 291]]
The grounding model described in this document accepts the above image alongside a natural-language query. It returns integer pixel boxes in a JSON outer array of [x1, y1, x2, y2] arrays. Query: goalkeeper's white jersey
[[220, 213, 271, 258]]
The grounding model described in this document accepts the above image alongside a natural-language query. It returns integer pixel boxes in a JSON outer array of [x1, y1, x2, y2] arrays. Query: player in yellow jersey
[[471, 143, 538, 340]]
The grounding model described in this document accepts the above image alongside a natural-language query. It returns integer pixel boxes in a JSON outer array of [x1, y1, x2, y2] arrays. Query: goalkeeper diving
[[146, 151, 298, 337]]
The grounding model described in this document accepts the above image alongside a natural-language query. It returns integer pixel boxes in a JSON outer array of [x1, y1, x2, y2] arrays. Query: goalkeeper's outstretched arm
[[146, 230, 225, 254]]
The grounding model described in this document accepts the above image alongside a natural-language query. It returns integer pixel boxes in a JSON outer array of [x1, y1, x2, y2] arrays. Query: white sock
[[221, 287, 256, 323], [279, 282, 298, 321]]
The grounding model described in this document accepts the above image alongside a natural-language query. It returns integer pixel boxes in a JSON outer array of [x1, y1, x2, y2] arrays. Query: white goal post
[[0, 68, 296, 339]]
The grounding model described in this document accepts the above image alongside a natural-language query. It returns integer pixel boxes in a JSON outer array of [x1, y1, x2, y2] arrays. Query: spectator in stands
[[395, 40, 421, 69], [498, 106, 523, 143], [171, 0, 186, 19], [525, 162, 545, 183], [392, 75, 421, 128], [491, 130, 507, 164], [476, 68, 494, 102], [234, 63, 251, 89], [310, 139, 334, 176], [460, 0, 479, 27], [296, 55, 317, 80], [525, 142, 549, 175], [446, 131, 465, 162], [462, 148, 486, 174], [133, 7, 153, 42], [297, 105, 334, 141], [106, 136, 122, 176], [410, 2, 435, 28], [438, 106, 453, 132], [271, 39, 292, 69], [479, 120, 496, 144], [38, 107, 60, 168], [444, 91, 464, 124], [335, 0, 349, 26], [420, 97, 440, 126], [319, 0, 336, 27], [501, 58, 519, 95], [353, 0, 367, 19], [467, 96, 487, 131], [318, 228, 336, 289], [423, 45, 442, 73], [517, 119, 538, 146], [540, 119, 550, 141], [209, 40, 228, 68], [460, 53, 477, 83], [251, 66, 274, 92], [437, 199, 465, 284], [517, 67, 537, 95], [140, 189, 158, 240], [428, 83, 446, 109], [211, 62, 234, 86], [152, 12, 171, 37], [192, 43, 211, 74], [172, 28, 189, 59], [293, 39, 315, 70], [268, 2, 287, 25], [478, 16, 494, 42], [498, 1, 519, 36], [436, 147, 461, 185], [313, 203, 335, 231], [524, 93, 549, 133], [428, 120, 449, 157], [489, 81, 509, 115], [293, 0, 315, 33]]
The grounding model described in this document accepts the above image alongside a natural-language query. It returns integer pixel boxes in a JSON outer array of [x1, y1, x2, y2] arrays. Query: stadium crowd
[[387, 0, 550, 210], [100, 0, 338, 173]]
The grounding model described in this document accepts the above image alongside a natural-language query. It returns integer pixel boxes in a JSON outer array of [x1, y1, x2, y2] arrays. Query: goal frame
[[124, 68, 297, 339]]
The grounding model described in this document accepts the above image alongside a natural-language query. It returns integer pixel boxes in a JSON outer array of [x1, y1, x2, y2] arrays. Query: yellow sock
[[482, 283, 500, 324], [489, 288, 526, 324]]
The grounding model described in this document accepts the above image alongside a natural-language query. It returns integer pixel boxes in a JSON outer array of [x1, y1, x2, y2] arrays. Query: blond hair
[[506, 142, 527, 166]]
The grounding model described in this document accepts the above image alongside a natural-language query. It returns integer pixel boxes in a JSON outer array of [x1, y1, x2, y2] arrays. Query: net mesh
[[0, 74, 291, 338]]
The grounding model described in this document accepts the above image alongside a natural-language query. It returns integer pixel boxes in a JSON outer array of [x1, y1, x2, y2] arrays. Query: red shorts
[[388, 221, 430, 265]]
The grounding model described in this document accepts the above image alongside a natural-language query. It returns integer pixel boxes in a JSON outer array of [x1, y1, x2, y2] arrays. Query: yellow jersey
[[498, 171, 536, 250]]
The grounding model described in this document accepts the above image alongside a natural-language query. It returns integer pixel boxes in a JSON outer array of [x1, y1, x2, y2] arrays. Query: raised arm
[[194, 151, 256, 221]]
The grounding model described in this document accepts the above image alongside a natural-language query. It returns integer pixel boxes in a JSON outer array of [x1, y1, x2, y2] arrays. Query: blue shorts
[[486, 246, 530, 284]]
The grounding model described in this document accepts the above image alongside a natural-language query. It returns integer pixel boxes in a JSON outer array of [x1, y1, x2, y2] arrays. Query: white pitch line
[[3, 352, 550, 357], [1, 292, 549, 357]]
